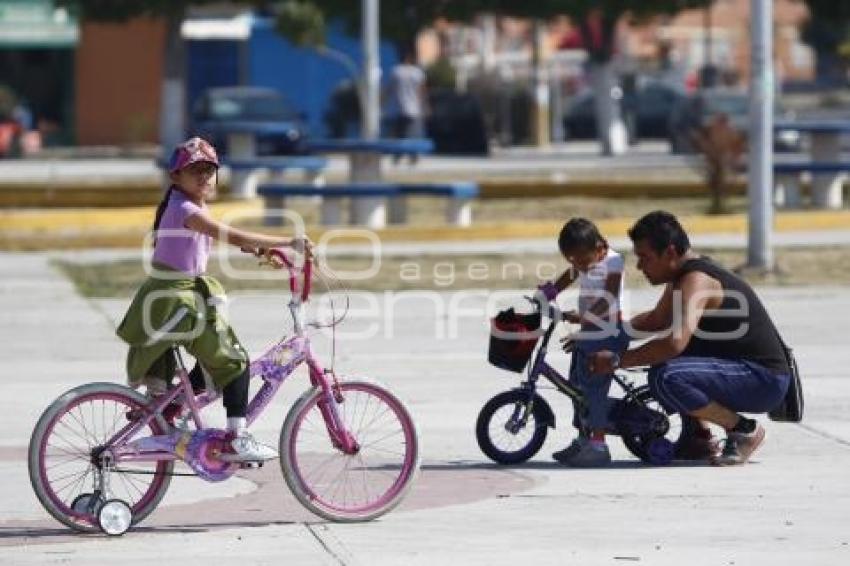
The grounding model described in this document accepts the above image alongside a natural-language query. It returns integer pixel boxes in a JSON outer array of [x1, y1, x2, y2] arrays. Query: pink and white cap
[[168, 136, 220, 173]]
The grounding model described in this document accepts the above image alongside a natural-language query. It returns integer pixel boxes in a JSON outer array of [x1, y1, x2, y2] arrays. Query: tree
[[691, 113, 746, 214], [802, 0, 850, 85], [58, 0, 263, 155], [279, 1, 707, 153]]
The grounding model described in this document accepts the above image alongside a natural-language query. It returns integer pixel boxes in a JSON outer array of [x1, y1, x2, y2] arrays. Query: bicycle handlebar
[[267, 247, 312, 303]]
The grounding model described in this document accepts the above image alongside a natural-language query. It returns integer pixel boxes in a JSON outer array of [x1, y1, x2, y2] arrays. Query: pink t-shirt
[[151, 188, 212, 276]]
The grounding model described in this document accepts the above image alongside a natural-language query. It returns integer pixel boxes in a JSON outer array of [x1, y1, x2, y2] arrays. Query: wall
[[75, 18, 164, 145], [248, 18, 399, 136]]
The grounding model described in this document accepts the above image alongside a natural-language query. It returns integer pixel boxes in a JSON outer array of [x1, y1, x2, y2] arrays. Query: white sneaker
[[221, 430, 278, 462]]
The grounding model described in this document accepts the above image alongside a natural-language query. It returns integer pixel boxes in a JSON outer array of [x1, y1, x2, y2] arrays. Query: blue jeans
[[568, 322, 630, 430], [648, 356, 790, 415]]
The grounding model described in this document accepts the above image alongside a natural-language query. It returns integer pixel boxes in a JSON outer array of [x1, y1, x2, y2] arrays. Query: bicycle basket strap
[[768, 342, 804, 423]]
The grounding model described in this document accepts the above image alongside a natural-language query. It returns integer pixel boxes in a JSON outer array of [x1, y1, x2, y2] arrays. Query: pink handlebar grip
[[268, 248, 311, 301]]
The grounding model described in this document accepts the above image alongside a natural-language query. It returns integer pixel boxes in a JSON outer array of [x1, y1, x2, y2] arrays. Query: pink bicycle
[[28, 249, 420, 535]]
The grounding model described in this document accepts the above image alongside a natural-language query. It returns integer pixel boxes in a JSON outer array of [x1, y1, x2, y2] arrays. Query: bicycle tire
[[28, 382, 173, 532], [280, 380, 419, 522], [476, 389, 550, 464], [619, 385, 697, 463]]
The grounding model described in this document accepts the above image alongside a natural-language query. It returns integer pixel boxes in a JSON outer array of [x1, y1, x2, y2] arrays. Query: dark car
[[668, 90, 800, 154], [190, 86, 308, 156], [562, 81, 686, 142], [322, 83, 489, 155]]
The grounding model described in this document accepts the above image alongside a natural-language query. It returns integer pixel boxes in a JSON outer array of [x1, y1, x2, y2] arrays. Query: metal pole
[[532, 19, 550, 147], [747, 0, 773, 269], [702, 2, 715, 88], [362, 0, 380, 140]]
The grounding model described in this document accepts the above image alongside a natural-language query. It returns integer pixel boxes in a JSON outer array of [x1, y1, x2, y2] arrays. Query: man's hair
[[558, 217, 605, 255], [627, 210, 691, 255]]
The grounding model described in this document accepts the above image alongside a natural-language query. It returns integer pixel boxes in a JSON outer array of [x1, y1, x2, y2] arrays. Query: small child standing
[[538, 218, 629, 467], [117, 137, 309, 462]]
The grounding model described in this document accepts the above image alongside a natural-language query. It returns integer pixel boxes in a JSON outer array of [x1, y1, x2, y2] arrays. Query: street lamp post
[[362, 0, 380, 140], [747, 0, 774, 270]]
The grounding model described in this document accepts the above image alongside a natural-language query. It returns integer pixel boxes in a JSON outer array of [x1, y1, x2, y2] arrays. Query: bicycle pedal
[[239, 461, 263, 470]]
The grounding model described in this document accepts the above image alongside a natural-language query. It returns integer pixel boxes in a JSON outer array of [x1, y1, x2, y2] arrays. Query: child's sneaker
[[559, 440, 611, 467], [711, 425, 766, 466], [221, 431, 278, 462], [552, 437, 586, 464]]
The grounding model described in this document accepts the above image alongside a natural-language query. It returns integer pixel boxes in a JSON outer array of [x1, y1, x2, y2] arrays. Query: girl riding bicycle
[[116, 136, 310, 463], [538, 218, 629, 467]]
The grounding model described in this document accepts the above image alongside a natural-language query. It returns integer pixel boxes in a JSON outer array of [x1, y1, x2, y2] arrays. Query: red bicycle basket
[[488, 308, 542, 373]]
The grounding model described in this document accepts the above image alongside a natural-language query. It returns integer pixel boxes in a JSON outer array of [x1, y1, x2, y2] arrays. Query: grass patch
[[54, 246, 850, 299]]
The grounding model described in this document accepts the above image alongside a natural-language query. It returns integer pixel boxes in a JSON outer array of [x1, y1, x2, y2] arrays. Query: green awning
[[0, 0, 78, 48]]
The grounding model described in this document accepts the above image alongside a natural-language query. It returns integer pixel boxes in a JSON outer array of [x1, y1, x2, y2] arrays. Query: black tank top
[[676, 256, 789, 375]]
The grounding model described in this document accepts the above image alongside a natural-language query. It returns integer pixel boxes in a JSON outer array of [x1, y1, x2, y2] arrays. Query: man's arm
[[619, 272, 717, 368], [589, 272, 719, 373], [628, 283, 673, 333]]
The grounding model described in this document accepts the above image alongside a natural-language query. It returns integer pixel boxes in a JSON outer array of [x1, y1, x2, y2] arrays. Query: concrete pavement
[[1, 248, 850, 564]]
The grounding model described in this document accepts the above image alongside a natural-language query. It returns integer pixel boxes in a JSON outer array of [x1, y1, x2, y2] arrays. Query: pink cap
[[168, 137, 220, 173]]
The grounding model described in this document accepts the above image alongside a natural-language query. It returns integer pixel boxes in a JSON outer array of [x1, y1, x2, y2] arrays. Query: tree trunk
[[588, 61, 628, 156], [708, 163, 728, 215], [159, 10, 187, 159]]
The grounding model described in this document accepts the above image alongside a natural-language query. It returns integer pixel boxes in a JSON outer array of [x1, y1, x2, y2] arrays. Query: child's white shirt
[[577, 249, 625, 316]]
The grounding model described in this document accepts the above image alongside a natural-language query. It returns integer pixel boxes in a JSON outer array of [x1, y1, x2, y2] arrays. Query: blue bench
[[257, 182, 479, 226], [772, 161, 850, 208], [223, 156, 327, 198]]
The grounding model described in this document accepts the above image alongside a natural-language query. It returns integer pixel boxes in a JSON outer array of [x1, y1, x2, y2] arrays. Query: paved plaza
[[1, 250, 849, 565]]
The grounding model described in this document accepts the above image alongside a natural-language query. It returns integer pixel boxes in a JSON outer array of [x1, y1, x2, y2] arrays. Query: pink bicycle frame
[[107, 247, 357, 469]]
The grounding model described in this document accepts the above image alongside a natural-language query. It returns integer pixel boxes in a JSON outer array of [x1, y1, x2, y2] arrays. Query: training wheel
[[98, 499, 132, 536], [646, 437, 674, 465]]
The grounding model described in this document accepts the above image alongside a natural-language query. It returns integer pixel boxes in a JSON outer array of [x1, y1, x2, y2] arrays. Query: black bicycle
[[477, 297, 696, 465]]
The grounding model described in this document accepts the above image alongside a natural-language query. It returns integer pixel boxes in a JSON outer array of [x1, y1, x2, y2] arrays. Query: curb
[[0, 177, 726, 208], [2, 204, 848, 251]]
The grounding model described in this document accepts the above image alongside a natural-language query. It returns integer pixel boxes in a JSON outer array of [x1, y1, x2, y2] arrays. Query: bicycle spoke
[[285, 382, 416, 520], [32, 387, 174, 532]]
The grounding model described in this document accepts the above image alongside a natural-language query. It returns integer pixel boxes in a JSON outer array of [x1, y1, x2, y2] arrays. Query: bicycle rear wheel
[[280, 380, 419, 522], [28, 383, 173, 532], [620, 385, 696, 464]]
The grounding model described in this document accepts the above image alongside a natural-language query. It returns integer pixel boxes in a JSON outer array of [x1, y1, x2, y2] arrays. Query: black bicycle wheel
[[476, 390, 550, 464], [619, 385, 697, 464]]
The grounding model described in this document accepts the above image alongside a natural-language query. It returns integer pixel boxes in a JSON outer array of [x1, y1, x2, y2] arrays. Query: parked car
[[562, 81, 686, 142], [322, 84, 489, 155], [668, 89, 800, 154], [190, 86, 308, 156]]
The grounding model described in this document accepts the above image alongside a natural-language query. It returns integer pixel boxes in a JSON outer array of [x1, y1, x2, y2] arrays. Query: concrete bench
[[773, 161, 850, 208], [257, 182, 479, 227]]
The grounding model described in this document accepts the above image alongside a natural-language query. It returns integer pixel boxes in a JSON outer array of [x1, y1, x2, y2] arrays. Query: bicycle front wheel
[[280, 380, 420, 522], [28, 382, 173, 532]]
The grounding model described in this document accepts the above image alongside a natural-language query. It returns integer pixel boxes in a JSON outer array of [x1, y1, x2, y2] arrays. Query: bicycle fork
[[311, 367, 359, 455]]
